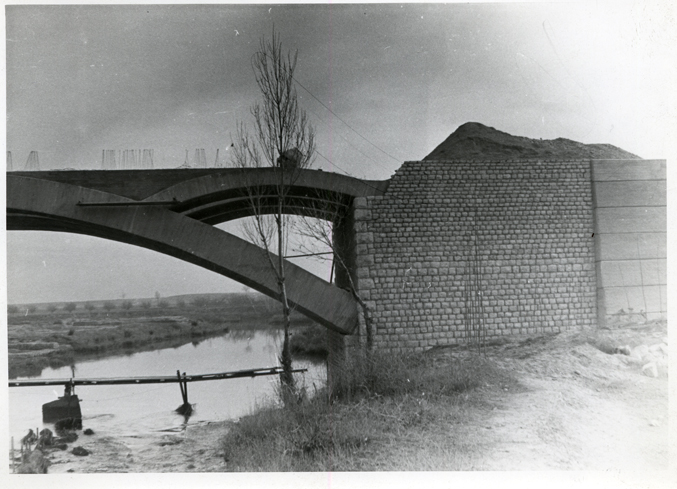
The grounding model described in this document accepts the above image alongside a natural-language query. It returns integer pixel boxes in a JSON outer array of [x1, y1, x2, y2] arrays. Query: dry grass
[[220, 349, 514, 471]]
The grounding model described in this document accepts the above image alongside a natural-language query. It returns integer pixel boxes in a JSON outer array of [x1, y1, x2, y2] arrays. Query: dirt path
[[477, 372, 668, 470], [473, 332, 669, 471]]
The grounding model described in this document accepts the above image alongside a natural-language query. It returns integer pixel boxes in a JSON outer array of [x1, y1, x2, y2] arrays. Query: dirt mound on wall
[[424, 122, 641, 160]]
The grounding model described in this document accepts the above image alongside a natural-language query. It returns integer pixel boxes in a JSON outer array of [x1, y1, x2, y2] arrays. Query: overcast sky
[[5, 2, 676, 304]]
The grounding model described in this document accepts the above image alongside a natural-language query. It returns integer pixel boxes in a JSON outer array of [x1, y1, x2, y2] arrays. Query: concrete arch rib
[[143, 168, 389, 224], [7, 174, 358, 334]]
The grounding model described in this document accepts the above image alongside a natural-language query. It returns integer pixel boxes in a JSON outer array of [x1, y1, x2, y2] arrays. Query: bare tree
[[232, 30, 315, 391], [295, 194, 374, 352]]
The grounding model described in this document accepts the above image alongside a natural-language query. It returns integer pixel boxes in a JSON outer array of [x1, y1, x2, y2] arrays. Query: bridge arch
[[145, 168, 389, 224], [7, 170, 388, 334]]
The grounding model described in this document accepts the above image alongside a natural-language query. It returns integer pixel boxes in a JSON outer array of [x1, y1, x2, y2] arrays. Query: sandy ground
[[11, 323, 671, 477], [467, 330, 670, 471]]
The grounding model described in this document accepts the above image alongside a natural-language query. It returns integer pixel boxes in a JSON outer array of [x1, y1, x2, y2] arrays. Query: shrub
[[84, 303, 96, 312], [289, 325, 328, 358], [191, 297, 210, 308], [122, 300, 133, 310], [28, 305, 37, 314], [8, 305, 19, 314], [102, 302, 115, 311]]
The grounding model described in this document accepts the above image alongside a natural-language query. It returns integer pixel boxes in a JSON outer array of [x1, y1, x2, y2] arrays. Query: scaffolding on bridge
[[25, 151, 40, 171], [102, 149, 154, 169]]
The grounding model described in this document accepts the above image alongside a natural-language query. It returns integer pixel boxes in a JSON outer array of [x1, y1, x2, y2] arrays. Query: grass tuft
[[220, 348, 502, 471], [329, 349, 483, 401]]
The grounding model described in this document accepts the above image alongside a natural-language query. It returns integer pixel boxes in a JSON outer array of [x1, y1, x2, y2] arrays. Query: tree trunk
[[278, 280, 295, 390], [277, 190, 295, 392]]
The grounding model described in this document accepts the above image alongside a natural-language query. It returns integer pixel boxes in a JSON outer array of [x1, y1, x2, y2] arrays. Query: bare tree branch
[[231, 29, 317, 393], [294, 190, 374, 351]]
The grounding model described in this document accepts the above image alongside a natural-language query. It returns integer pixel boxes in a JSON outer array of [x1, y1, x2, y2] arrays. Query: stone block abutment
[[342, 158, 665, 354]]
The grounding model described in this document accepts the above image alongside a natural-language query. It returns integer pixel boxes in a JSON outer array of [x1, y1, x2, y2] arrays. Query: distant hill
[[424, 122, 641, 160]]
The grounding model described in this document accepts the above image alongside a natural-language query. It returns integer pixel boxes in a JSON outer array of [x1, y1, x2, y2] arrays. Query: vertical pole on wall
[[635, 238, 648, 319], [471, 216, 477, 352], [656, 255, 663, 318], [465, 208, 486, 356], [463, 254, 470, 350], [463, 213, 472, 350], [465, 210, 474, 352], [473, 221, 485, 355], [475, 219, 486, 355], [617, 263, 631, 312]]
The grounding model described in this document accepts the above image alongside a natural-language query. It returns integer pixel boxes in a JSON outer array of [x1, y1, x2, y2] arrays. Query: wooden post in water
[[175, 370, 192, 416], [181, 372, 188, 405]]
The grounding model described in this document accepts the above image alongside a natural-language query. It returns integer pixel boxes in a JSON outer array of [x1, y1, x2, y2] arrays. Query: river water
[[8, 329, 325, 445]]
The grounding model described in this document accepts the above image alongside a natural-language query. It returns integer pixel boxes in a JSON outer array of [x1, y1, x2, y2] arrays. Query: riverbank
[[17, 319, 669, 477], [217, 320, 669, 471], [27, 420, 233, 473], [8, 293, 318, 378], [8, 315, 230, 378]]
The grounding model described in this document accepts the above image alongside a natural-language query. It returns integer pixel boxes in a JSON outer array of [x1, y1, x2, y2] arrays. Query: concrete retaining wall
[[591, 160, 667, 324]]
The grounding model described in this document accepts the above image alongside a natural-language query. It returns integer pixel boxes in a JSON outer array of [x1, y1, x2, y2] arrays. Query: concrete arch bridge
[[6, 169, 389, 335]]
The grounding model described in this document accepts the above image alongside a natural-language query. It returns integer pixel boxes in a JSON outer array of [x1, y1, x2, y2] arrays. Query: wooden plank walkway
[[8, 366, 307, 388]]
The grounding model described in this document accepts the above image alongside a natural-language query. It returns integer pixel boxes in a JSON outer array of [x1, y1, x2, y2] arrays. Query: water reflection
[[8, 329, 325, 444]]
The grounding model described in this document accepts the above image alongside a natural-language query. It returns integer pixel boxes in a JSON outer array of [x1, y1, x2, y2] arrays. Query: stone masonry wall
[[353, 160, 597, 353]]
